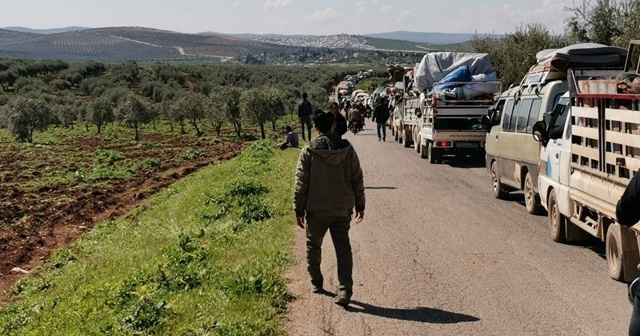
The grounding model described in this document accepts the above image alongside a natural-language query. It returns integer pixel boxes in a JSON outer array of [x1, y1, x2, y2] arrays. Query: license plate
[[456, 142, 477, 148]]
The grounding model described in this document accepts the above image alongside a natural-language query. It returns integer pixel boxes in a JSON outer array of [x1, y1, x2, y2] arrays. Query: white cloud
[[302, 8, 341, 23], [378, 4, 392, 12], [263, 0, 293, 10], [232, 2, 247, 8], [356, 1, 367, 12], [447, 0, 573, 34], [303, 8, 340, 23]]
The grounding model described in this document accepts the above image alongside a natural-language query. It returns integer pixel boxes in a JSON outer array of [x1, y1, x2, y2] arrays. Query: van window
[[501, 100, 515, 132], [508, 100, 520, 132], [526, 99, 542, 133], [516, 99, 533, 133]]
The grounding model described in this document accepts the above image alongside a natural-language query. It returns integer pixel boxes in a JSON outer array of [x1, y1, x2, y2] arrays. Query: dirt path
[[286, 126, 630, 335]]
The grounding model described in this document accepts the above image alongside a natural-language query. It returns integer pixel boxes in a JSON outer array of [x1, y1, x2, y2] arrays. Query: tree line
[[471, 0, 640, 88], [0, 59, 383, 142]]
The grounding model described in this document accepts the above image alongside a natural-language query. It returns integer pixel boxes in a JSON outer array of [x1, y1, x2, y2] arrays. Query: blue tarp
[[433, 65, 471, 92]]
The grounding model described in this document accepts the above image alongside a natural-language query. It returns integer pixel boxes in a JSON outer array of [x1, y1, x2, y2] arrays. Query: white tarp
[[415, 52, 495, 93], [535, 43, 627, 70]]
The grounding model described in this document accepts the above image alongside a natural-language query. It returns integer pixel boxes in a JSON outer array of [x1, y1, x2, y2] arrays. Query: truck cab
[[533, 66, 640, 282]]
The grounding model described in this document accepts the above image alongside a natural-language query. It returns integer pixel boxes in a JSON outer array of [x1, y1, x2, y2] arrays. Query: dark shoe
[[335, 290, 352, 307], [383, 138, 386, 142], [378, 138, 381, 141], [311, 280, 323, 294], [629, 277, 640, 305]]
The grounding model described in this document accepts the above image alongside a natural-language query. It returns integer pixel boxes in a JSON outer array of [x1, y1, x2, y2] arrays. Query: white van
[[484, 69, 568, 214]]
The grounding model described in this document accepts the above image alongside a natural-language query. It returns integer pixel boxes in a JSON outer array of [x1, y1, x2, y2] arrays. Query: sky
[[0, 0, 576, 35]]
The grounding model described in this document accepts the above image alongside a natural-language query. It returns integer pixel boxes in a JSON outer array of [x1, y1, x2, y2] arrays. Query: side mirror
[[481, 115, 492, 130], [532, 120, 549, 145]]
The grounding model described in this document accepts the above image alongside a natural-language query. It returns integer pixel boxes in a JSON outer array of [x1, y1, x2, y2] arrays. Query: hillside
[[2, 26, 90, 34], [364, 37, 471, 52], [0, 27, 292, 62], [364, 31, 476, 44]]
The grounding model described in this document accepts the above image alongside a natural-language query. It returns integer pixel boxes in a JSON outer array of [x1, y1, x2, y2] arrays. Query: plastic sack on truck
[[463, 71, 500, 98], [415, 52, 495, 93]]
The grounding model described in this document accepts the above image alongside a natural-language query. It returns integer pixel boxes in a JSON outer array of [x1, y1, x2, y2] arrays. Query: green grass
[[0, 140, 301, 336]]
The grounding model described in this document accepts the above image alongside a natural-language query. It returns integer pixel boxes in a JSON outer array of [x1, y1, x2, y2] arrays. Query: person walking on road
[[293, 111, 365, 307], [616, 170, 640, 335], [298, 93, 313, 141], [372, 93, 391, 141], [330, 102, 347, 138]]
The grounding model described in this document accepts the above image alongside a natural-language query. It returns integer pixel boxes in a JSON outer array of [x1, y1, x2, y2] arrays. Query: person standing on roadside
[[298, 92, 313, 141], [616, 170, 640, 335], [372, 93, 390, 141], [293, 111, 365, 307], [330, 102, 347, 138]]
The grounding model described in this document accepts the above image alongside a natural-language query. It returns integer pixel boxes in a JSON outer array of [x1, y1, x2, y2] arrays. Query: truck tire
[[420, 138, 428, 159], [524, 172, 544, 215], [547, 190, 566, 243], [491, 161, 508, 199], [428, 142, 438, 164], [606, 223, 624, 281], [403, 130, 410, 148]]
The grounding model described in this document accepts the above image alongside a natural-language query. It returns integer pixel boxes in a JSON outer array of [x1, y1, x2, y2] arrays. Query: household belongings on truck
[[414, 52, 498, 101], [523, 43, 629, 88], [387, 64, 406, 82]]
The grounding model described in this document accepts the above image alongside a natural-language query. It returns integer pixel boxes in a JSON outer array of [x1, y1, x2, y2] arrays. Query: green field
[[0, 140, 301, 335]]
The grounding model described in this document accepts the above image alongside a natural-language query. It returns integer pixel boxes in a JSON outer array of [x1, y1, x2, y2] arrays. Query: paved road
[[285, 126, 631, 336]]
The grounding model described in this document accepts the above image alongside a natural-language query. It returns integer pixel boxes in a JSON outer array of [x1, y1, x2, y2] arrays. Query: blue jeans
[[376, 122, 386, 140], [300, 116, 312, 140]]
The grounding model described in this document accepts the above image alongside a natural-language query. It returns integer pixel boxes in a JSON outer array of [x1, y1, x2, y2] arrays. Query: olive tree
[[5, 96, 51, 142], [117, 94, 151, 141], [240, 88, 268, 139], [174, 91, 206, 136], [221, 86, 243, 137], [90, 97, 115, 134], [205, 93, 226, 136]]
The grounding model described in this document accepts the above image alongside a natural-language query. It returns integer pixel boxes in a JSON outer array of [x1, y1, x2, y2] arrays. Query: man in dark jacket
[[293, 111, 365, 307], [372, 95, 390, 141], [616, 170, 640, 335], [298, 92, 313, 141], [330, 102, 347, 138]]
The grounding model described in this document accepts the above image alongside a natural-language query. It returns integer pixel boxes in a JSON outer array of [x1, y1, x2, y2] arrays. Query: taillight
[[437, 141, 452, 147]]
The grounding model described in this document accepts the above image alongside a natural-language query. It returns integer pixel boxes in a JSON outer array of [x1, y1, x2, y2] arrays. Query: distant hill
[[364, 37, 471, 52], [201, 32, 312, 39], [0, 27, 293, 62], [364, 31, 478, 45], [2, 26, 91, 34]]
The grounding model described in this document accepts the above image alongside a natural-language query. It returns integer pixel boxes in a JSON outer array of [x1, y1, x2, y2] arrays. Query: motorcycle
[[349, 119, 363, 135]]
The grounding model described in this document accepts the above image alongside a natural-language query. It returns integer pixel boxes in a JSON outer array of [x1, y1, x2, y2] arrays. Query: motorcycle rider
[[349, 104, 364, 133]]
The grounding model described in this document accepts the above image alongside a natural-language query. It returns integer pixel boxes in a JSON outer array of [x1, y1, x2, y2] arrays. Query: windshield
[[434, 117, 486, 131], [552, 97, 570, 128]]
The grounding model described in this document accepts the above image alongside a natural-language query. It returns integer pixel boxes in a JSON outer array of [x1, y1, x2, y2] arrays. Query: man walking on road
[[293, 111, 365, 307], [298, 93, 313, 141], [372, 93, 390, 141], [330, 102, 347, 138]]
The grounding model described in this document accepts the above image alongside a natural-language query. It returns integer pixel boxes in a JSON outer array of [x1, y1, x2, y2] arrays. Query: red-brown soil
[[0, 128, 253, 303]]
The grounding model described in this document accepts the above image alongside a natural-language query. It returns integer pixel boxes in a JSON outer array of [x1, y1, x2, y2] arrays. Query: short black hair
[[302, 92, 308, 99], [285, 125, 292, 132], [313, 110, 334, 133], [330, 102, 339, 109]]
